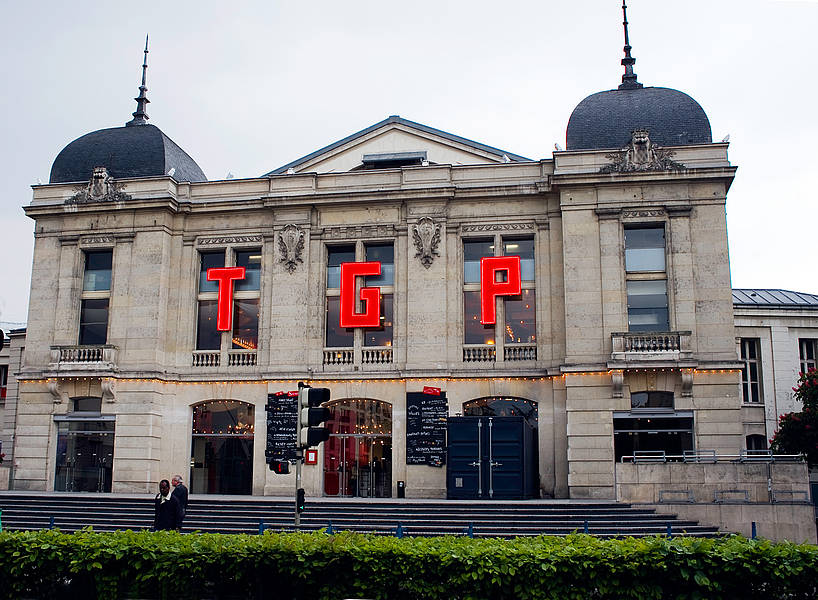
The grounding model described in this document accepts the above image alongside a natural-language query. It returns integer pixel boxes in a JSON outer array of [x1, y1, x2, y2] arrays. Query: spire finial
[[618, 2, 642, 90], [126, 35, 151, 126]]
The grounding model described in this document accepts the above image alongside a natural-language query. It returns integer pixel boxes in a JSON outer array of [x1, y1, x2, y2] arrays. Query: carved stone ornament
[[412, 217, 441, 269], [600, 129, 685, 173], [462, 223, 534, 233], [278, 224, 304, 273], [67, 167, 132, 204], [101, 379, 116, 403], [198, 235, 263, 246], [48, 379, 65, 403]]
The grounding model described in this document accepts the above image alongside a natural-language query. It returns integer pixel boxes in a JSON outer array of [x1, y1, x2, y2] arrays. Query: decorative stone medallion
[[411, 217, 441, 269], [279, 224, 305, 273], [67, 167, 132, 204], [600, 129, 685, 173]]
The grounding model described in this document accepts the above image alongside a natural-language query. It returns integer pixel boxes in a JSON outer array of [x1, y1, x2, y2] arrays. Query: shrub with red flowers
[[770, 367, 818, 466]]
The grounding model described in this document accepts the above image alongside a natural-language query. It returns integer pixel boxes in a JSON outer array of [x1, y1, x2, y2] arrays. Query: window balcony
[[362, 347, 393, 365], [192, 350, 258, 368], [49, 345, 118, 372], [504, 343, 537, 362], [324, 348, 354, 366], [463, 344, 497, 363], [610, 331, 692, 362]]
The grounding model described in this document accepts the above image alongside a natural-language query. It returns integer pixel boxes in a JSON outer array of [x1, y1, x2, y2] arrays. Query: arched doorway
[[190, 400, 254, 495], [323, 399, 392, 497], [449, 396, 539, 499], [463, 396, 538, 427]]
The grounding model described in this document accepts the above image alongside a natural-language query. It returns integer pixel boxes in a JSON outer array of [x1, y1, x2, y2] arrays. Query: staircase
[[0, 492, 721, 538]]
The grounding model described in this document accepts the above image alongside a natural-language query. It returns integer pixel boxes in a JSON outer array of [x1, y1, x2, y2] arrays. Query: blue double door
[[446, 416, 538, 500]]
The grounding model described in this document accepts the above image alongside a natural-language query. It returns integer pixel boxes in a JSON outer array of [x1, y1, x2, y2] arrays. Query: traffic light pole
[[294, 451, 302, 531]]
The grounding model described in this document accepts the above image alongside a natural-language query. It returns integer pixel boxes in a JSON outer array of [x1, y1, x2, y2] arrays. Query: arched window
[[463, 396, 538, 428]]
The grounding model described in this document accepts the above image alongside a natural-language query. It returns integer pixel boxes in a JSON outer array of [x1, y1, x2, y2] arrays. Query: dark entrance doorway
[[323, 399, 392, 497], [54, 397, 114, 493], [447, 416, 537, 499], [190, 400, 254, 495]]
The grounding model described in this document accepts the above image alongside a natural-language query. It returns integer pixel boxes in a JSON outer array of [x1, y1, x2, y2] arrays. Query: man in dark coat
[[153, 479, 182, 531], [171, 474, 189, 526]]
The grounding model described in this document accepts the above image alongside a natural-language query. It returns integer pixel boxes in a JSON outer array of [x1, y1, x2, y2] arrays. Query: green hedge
[[0, 530, 816, 599]]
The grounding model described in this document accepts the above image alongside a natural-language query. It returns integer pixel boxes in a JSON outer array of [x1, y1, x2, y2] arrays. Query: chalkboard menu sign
[[266, 391, 299, 461], [406, 391, 448, 467]]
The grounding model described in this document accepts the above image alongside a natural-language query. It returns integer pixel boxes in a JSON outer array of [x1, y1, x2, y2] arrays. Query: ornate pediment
[[600, 129, 685, 174], [67, 167, 132, 204]]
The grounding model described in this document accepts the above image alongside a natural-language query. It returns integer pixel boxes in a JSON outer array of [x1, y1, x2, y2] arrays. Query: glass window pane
[[327, 245, 355, 289], [79, 298, 108, 345], [463, 239, 493, 284], [364, 295, 393, 347], [83, 251, 112, 291], [631, 391, 674, 409], [326, 296, 354, 347], [503, 238, 535, 281], [73, 397, 102, 412], [196, 300, 220, 350], [627, 280, 668, 332], [464, 291, 494, 344], [625, 227, 665, 272], [235, 249, 261, 291], [199, 251, 225, 293], [232, 298, 259, 349], [504, 289, 536, 343], [365, 243, 394, 286]]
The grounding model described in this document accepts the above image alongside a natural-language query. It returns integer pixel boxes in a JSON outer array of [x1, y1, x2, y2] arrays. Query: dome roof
[[50, 37, 206, 184], [50, 124, 207, 184], [566, 86, 712, 151]]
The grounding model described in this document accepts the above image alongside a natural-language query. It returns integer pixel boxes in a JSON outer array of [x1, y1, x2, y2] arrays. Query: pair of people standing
[[153, 475, 189, 531]]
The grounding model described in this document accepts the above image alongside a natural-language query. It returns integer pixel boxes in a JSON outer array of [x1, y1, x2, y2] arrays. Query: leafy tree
[[770, 367, 818, 466]]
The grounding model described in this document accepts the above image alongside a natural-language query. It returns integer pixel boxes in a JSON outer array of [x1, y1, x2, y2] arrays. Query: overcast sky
[[1, 0, 816, 325]]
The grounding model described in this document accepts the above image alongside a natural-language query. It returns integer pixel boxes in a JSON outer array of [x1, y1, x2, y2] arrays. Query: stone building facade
[[13, 104, 747, 500], [14, 19, 808, 514]]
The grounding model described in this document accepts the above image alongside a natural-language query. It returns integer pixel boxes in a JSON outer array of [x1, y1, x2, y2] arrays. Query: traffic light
[[298, 386, 331, 448], [268, 459, 290, 474], [296, 487, 306, 513]]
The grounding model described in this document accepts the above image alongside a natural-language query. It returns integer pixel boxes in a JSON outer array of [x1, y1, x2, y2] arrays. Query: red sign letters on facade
[[207, 266, 246, 331], [339, 261, 382, 328], [479, 256, 521, 325], [207, 258, 523, 331]]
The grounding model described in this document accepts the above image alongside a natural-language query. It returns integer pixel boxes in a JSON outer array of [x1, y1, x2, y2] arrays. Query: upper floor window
[[196, 248, 261, 352], [800, 339, 817, 374], [739, 338, 762, 403], [625, 224, 669, 332], [625, 226, 665, 272], [325, 241, 394, 356], [463, 235, 536, 361], [80, 250, 112, 345], [0, 364, 7, 401]]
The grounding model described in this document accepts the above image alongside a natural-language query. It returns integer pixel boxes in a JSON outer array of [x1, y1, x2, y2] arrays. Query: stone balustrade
[[610, 331, 692, 362]]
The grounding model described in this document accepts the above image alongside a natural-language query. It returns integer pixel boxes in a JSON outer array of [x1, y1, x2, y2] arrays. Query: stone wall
[[617, 461, 816, 543]]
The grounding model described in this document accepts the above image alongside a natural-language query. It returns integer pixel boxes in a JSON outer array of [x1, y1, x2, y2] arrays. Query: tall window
[[0, 364, 7, 401], [625, 225, 669, 332], [79, 250, 112, 345], [463, 236, 536, 356], [196, 248, 261, 352], [739, 338, 762, 403], [800, 339, 817, 374], [325, 242, 394, 350]]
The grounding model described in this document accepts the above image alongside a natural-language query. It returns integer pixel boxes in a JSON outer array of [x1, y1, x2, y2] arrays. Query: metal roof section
[[264, 115, 532, 176], [732, 289, 818, 308]]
